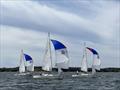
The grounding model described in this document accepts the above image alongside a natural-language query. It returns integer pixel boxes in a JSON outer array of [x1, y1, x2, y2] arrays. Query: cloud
[[0, 0, 119, 67], [0, 0, 105, 41], [0, 25, 47, 67]]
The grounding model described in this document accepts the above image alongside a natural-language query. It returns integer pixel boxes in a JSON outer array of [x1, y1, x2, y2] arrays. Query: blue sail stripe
[[86, 47, 98, 55], [51, 39, 66, 50], [24, 54, 32, 61]]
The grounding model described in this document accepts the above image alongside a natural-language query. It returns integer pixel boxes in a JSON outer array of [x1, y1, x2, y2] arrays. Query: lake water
[[0, 72, 120, 90]]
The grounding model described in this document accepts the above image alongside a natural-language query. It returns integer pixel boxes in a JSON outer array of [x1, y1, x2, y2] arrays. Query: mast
[[84, 42, 88, 71], [20, 49, 24, 66], [84, 42, 87, 58], [19, 49, 25, 73], [84, 42, 88, 72], [22, 50, 26, 69], [48, 32, 52, 70], [81, 42, 88, 72]]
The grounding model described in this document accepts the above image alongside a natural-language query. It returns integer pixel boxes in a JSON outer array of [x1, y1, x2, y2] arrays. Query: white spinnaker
[[92, 65, 96, 74], [19, 64, 25, 73], [26, 63, 34, 71], [26, 60, 34, 71], [55, 49, 69, 69], [93, 55, 101, 70], [81, 55, 88, 72], [19, 51, 25, 73], [42, 39, 52, 71]]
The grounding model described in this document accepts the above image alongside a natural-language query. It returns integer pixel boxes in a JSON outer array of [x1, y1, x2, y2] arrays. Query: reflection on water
[[0, 72, 120, 90]]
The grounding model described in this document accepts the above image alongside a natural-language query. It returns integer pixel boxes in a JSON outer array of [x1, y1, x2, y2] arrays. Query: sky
[[0, 0, 120, 68]]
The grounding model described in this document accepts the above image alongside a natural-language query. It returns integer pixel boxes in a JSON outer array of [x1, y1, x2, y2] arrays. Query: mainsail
[[51, 39, 69, 74], [81, 43, 88, 72], [42, 33, 52, 71], [19, 50, 34, 73], [81, 54, 87, 72], [19, 50, 25, 73]]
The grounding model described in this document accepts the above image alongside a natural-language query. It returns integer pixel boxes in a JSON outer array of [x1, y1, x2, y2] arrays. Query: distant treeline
[[0, 67, 120, 72]]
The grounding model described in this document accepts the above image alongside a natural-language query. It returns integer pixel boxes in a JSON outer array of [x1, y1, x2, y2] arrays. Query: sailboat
[[72, 43, 88, 77], [33, 33, 69, 78], [72, 43, 101, 77], [16, 50, 34, 76], [33, 33, 53, 78], [80, 43, 88, 76], [86, 47, 101, 75]]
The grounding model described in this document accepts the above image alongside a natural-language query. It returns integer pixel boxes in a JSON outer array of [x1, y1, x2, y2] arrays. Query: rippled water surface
[[0, 72, 120, 90]]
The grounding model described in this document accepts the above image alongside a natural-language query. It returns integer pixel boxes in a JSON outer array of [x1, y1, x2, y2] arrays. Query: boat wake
[[14, 72, 30, 76]]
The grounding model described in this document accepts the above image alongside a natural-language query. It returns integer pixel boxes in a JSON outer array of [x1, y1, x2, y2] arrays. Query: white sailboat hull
[[33, 73, 54, 78], [81, 73, 89, 76], [72, 74, 80, 77], [72, 72, 90, 77]]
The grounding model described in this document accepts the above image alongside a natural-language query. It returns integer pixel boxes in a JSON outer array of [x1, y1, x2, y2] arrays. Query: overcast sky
[[0, 0, 120, 68]]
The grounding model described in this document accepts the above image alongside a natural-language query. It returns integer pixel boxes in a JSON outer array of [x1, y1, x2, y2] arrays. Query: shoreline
[[0, 67, 120, 72]]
